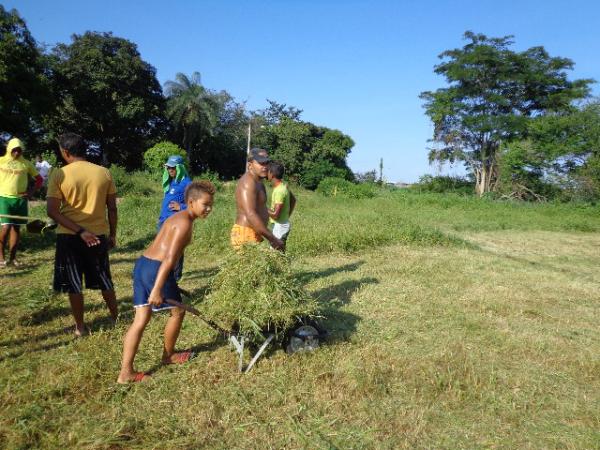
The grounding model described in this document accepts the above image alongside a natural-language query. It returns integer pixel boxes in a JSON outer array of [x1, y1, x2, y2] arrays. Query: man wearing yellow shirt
[[46, 133, 119, 337], [267, 161, 296, 252], [0, 138, 43, 267]]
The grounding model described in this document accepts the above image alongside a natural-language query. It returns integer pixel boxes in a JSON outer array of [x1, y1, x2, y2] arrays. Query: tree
[[254, 117, 314, 177], [254, 118, 354, 186], [354, 170, 378, 184], [499, 100, 600, 200], [164, 72, 223, 163], [199, 95, 248, 178], [259, 99, 303, 125], [0, 6, 52, 148], [48, 32, 165, 168], [420, 31, 593, 196]]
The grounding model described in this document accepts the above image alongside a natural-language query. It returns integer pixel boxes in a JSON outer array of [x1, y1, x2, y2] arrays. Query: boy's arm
[[148, 222, 188, 306], [289, 191, 297, 217], [269, 203, 284, 220], [106, 193, 118, 249]]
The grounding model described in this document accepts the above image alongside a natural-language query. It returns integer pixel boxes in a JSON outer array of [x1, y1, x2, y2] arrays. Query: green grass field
[[1, 187, 599, 449]]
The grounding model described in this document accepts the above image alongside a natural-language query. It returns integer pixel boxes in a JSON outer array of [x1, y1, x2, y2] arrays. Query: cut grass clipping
[[199, 244, 320, 342]]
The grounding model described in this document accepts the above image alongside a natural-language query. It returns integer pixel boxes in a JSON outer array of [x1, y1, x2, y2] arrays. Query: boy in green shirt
[[267, 161, 296, 252]]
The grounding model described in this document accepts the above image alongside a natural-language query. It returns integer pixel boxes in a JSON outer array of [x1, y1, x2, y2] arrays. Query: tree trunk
[[475, 142, 499, 197], [475, 160, 498, 196]]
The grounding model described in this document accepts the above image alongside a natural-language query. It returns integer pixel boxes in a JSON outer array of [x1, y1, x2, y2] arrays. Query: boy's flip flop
[[117, 372, 150, 384], [133, 372, 150, 382], [163, 350, 195, 365]]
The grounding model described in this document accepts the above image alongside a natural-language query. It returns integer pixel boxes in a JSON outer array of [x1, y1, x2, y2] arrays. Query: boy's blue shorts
[[133, 256, 182, 312]]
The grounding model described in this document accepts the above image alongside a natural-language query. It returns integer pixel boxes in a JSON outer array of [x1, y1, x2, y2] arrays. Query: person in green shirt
[[267, 161, 296, 252]]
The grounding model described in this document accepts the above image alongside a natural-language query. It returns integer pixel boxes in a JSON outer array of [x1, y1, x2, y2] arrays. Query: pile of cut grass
[[199, 244, 320, 341]]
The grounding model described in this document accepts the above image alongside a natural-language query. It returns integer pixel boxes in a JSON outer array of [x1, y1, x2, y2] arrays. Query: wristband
[[76, 228, 85, 236]]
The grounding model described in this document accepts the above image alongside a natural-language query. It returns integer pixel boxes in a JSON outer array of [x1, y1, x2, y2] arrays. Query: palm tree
[[164, 72, 220, 159]]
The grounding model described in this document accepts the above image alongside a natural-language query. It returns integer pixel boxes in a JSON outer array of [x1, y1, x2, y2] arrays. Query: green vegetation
[[109, 166, 162, 198], [142, 141, 187, 173], [316, 177, 377, 199], [411, 174, 474, 195], [1, 187, 599, 448], [0, 7, 356, 190], [200, 245, 319, 341], [421, 31, 594, 197]]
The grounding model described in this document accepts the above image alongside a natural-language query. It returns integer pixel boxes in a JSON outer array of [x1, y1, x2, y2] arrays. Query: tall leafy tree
[[164, 72, 222, 162], [0, 6, 51, 147], [420, 31, 593, 195], [500, 100, 600, 200], [253, 113, 354, 188], [260, 99, 303, 125], [199, 94, 248, 177], [48, 32, 165, 168]]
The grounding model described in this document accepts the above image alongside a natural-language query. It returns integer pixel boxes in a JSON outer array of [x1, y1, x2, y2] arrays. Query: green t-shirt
[[269, 182, 290, 224]]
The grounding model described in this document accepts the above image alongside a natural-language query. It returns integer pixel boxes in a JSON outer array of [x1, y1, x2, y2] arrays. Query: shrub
[[195, 169, 224, 191], [143, 141, 187, 173], [316, 177, 377, 199], [300, 158, 351, 190], [413, 175, 474, 194]]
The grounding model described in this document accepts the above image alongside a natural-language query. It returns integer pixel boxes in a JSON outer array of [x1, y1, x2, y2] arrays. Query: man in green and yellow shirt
[[267, 161, 296, 252], [0, 138, 43, 267]]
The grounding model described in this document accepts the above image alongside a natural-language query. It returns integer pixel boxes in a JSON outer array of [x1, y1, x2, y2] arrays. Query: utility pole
[[247, 121, 252, 157], [379, 157, 383, 184]]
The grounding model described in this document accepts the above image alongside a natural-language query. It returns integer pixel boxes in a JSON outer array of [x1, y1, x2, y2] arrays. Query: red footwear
[[133, 372, 150, 382], [117, 372, 150, 384], [163, 350, 195, 365]]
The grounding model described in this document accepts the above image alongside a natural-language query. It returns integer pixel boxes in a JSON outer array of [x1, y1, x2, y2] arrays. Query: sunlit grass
[[1, 187, 599, 448]]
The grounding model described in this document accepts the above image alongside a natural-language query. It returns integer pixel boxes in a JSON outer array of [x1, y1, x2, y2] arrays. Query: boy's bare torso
[[144, 211, 193, 261]]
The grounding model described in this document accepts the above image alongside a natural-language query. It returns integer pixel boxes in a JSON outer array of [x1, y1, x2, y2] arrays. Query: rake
[[0, 214, 57, 234]]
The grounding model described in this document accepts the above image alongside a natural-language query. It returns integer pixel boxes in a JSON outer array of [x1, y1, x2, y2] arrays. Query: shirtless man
[[231, 148, 284, 250], [117, 180, 215, 383]]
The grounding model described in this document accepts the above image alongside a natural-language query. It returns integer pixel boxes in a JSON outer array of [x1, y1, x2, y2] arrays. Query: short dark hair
[[58, 133, 87, 157], [268, 161, 285, 179], [185, 180, 216, 202]]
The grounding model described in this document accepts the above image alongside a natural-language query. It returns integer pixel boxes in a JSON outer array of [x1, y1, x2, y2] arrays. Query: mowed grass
[[1, 187, 599, 449]]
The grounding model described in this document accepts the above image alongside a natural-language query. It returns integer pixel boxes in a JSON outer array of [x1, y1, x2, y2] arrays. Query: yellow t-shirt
[[0, 154, 38, 198], [47, 161, 117, 235]]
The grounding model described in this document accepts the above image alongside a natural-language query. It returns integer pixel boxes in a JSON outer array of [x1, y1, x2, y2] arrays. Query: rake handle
[[0, 214, 35, 221], [165, 299, 229, 334]]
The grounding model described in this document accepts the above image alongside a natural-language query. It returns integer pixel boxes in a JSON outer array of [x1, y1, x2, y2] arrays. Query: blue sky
[[6, 0, 600, 182]]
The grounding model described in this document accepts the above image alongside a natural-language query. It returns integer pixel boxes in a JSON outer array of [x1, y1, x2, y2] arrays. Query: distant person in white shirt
[[35, 155, 52, 184]]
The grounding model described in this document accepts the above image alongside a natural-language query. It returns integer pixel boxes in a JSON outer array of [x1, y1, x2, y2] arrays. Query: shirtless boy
[[117, 180, 215, 383], [231, 148, 283, 250]]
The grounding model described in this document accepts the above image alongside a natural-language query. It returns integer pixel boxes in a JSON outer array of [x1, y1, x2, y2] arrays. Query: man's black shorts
[[53, 234, 114, 294]]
